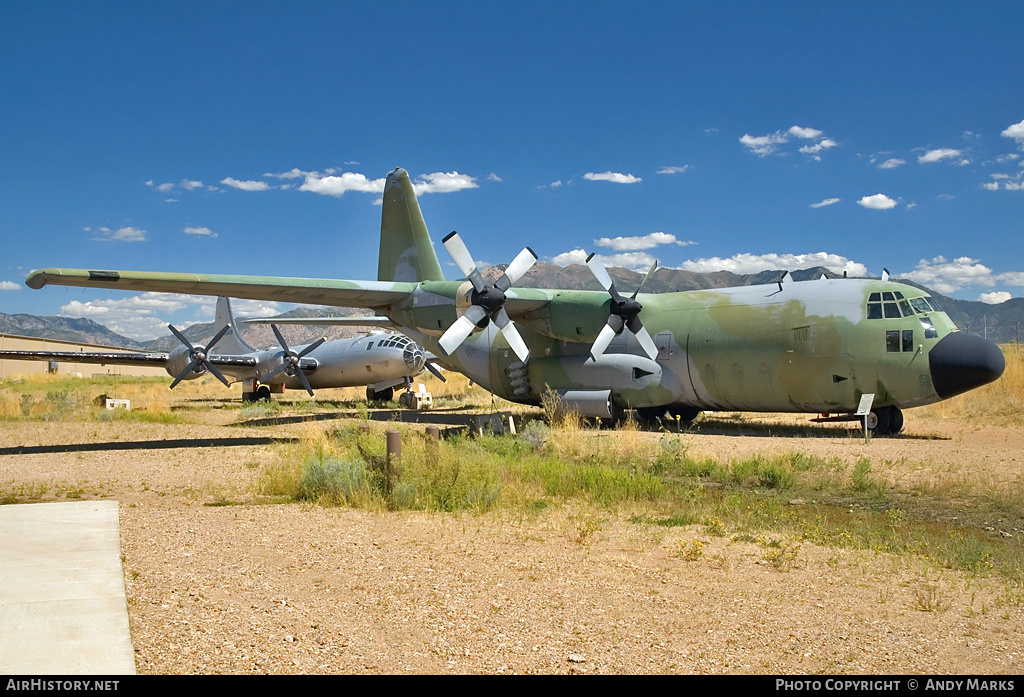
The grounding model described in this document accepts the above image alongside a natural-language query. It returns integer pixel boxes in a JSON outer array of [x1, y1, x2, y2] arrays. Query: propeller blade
[[167, 324, 195, 351], [585, 253, 615, 293], [296, 337, 326, 358], [590, 323, 618, 362], [438, 314, 480, 356], [631, 260, 659, 299], [496, 247, 537, 291], [442, 231, 484, 290], [424, 361, 447, 382], [169, 358, 201, 389], [205, 324, 232, 352], [270, 324, 290, 354], [499, 322, 530, 363], [205, 362, 231, 388], [632, 324, 659, 361], [295, 366, 315, 396]]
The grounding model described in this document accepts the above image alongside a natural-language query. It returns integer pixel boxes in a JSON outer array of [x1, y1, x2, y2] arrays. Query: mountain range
[[3, 264, 1022, 348]]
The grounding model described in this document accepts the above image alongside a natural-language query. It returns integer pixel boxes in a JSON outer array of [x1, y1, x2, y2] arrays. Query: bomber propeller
[[586, 253, 659, 362], [167, 323, 233, 389], [259, 324, 326, 396], [438, 231, 537, 363]]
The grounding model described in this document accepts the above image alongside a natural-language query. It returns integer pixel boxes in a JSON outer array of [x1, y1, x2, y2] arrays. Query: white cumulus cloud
[[1002, 118, 1024, 149], [857, 194, 897, 210], [900, 256, 996, 294], [91, 226, 147, 242], [979, 291, 1011, 304], [739, 132, 788, 156], [0, 281, 20, 291], [411, 171, 479, 195], [221, 177, 271, 191], [918, 148, 963, 164], [810, 198, 840, 208], [878, 158, 905, 169], [657, 166, 690, 174], [184, 226, 217, 238], [584, 171, 642, 184], [677, 252, 868, 277], [595, 232, 694, 251]]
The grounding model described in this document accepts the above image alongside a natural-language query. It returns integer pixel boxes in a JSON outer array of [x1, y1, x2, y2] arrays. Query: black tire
[[367, 386, 393, 403], [256, 385, 272, 401], [636, 406, 667, 424], [887, 406, 904, 434], [870, 407, 890, 435], [667, 405, 701, 423]]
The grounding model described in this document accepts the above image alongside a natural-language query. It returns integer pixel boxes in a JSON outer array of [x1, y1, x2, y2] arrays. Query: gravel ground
[[1, 410, 1022, 675]]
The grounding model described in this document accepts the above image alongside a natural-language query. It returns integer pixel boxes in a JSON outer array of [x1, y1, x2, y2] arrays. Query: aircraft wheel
[[861, 411, 878, 432], [256, 385, 272, 401], [398, 391, 413, 408], [602, 400, 625, 429], [868, 408, 890, 435], [366, 386, 394, 402], [667, 405, 701, 424], [636, 407, 667, 424], [886, 406, 904, 434]]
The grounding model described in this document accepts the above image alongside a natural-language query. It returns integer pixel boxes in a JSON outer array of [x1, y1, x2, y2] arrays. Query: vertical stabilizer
[[210, 297, 257, 355], [378, 168, 445, 282]]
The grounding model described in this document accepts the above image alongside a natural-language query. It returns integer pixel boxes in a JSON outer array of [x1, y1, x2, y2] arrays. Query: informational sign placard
[[856, 393, 875, 416]]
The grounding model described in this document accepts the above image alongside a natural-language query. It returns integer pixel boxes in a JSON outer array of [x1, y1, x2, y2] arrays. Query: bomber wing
[[0, 349, 258, 369], [25, 269, 417, 310], [0, 350, 170, 367]]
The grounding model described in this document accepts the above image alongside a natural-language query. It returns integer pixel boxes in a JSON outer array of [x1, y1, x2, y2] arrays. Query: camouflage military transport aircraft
[[25, 168, 1005, 432], [1, 296, 429, 402]]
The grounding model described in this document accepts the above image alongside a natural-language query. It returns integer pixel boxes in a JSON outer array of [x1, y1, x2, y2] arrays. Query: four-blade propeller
[[259, 325, 326, 396], [585, 253, 659, 362], [437, 231, 537, 363], [167, 323, 233, 389]]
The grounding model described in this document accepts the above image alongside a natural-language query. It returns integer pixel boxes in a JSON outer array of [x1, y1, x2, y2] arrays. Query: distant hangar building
[[0, 333, 167, 379]]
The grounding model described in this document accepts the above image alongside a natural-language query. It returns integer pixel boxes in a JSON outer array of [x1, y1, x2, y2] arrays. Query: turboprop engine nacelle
[[164, 346, 205, 381]]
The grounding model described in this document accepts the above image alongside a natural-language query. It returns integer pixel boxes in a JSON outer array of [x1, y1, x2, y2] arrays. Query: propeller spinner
[[437, 231, 537, 363], [167, 323, 233, 389], [586, 253, 659, 362], [259, 325, 326, 396]]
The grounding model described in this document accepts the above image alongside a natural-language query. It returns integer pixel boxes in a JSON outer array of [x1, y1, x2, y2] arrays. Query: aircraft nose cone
[[929, 332, 1005, 400]]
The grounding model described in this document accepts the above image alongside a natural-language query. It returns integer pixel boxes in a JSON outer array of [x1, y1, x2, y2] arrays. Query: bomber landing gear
[[863, 406, 903, 436], [365, 386, 394, 403]]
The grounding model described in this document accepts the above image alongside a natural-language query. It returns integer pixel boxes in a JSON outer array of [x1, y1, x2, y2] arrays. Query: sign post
[[855, 393, 875, 443]]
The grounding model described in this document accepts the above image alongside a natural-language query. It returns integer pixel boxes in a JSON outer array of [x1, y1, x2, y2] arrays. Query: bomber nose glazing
[[928, 332, 1005, 400]]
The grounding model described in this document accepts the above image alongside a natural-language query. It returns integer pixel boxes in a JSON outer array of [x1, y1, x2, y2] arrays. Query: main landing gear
[[861, 406, 904, 436]]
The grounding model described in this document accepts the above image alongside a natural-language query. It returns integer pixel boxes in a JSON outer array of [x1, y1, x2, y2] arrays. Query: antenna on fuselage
[[882, 268, 890, 282]]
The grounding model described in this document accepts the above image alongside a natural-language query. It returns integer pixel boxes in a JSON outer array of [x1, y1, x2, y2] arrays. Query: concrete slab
[[0, 501, 136, 674]]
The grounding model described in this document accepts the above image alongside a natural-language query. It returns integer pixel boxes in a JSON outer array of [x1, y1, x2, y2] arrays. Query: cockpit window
[[868, 292, 939, 320]]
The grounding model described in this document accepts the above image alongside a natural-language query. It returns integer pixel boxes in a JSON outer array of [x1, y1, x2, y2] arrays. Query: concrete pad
[[0, 501, 136, 674]]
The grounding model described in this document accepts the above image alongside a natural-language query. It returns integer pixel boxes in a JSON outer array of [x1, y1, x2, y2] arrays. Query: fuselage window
[[902, 330, 914, 352], [886, 330, 901, 352], [919, 317, 938, 339], [366, 342, 374, 350]]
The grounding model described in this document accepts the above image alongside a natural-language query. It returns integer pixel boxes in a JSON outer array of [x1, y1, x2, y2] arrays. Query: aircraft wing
[[25, 268, 417, 310], [0, 349, 258, 369], [242, 316, 395, 327], [0, 350, 170, 366]]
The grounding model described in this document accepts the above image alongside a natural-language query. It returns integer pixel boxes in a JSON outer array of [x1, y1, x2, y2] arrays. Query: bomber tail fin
[[210, 297, 257, 355], [378, 168, 445, 282]]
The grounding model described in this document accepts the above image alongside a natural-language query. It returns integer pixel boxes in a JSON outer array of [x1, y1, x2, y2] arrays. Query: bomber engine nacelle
[[164, 345, 205, 381]]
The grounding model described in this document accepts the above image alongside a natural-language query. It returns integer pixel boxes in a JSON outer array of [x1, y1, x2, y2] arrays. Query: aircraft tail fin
[[210, 297, 257, 355], [378, 168, 446, 282]]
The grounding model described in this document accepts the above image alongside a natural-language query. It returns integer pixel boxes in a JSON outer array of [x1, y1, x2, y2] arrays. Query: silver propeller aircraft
[[0, 296, 430, 402], [25, 168, 1005, 432]]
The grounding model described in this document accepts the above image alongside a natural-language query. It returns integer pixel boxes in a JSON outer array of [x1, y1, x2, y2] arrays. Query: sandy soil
[[1, 408, 1022, 675]]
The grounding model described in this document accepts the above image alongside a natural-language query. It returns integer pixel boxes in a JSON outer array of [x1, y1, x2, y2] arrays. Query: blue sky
[[2, 1, 1022, 340]]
